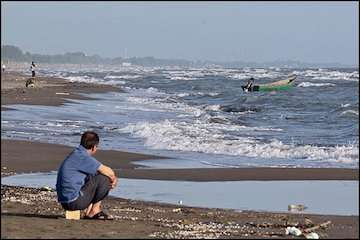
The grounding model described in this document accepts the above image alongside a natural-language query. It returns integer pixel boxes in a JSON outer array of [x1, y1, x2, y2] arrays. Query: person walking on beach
[[2, 63, 6, 73], [30, 61, 36, 77], [56, 131, 118, 220]]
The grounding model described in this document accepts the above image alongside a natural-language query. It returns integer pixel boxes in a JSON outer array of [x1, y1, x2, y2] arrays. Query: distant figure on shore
[[56, 131, 117, 220], [2, 64, 6, 73], [30, 61, 36, 77]]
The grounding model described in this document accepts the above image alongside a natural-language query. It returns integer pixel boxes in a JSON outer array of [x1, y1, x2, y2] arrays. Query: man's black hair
[[80, 131, 99, 149]]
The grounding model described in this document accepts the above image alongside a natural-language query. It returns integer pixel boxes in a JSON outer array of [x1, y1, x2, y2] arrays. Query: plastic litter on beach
[[65, 210, 80, 220], [40, 186, 53, 192], [172, 208, 182, 213], [288, 204, 307, 212], [55, 92, 70, 95], [303, 221, 331, 233], [304, 232, 320, 239], [285, 226, 302, 236], [284, 220, 330, 238]]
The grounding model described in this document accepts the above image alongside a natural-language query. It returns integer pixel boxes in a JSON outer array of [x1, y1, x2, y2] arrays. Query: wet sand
[[1, 71, 359, 238]]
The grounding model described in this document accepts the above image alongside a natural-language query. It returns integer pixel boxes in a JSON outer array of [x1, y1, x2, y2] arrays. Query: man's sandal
[[84, 211, 114, 220]]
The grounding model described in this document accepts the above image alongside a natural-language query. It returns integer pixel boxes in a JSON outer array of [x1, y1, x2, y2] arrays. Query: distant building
[[122, 62, 131, 67]]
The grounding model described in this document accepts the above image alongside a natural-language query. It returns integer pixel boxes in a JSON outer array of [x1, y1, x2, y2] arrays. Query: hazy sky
[[2, 1, 359, 65]]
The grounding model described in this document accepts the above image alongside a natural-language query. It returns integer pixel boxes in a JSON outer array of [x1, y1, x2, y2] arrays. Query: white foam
[[104, 75, 142, 80], [297, 82, 336, 87], [176, 92, 220, 98], [104, 80, 126, 85], [196, 92, 220, 97], [169, 76, 196, 81], [208, 92, 220, 96], [229, 71, 281, 80], [204, 104, 221, 111], [341, 110, 359, 116], [119, 120, 358, 165], [145, 87, 162, 94], [166, 69, 207, 81], [125, 89, 206, 117], [65, 76, 102, 84], [177, 93, 190, 97], [292, 69, 359, 81], [254, 68, 267, 73]]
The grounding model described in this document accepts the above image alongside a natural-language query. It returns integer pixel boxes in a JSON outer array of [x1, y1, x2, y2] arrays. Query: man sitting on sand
[[56, 131, 117, 220]]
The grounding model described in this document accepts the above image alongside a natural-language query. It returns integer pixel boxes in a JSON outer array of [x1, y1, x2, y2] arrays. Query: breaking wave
[[297, 82, 336, 87], [119, 120, 358, 166]]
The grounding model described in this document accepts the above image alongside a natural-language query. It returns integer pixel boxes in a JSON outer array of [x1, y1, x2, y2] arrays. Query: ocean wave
[[145, 87, 163, 94], [297, 82, 336, 87], [169, 76, 197, 81], [229, 72, 281, 80], [126, 96, 205, 117], [338, 103, 359, 117], [65, 76, 104, 84], [176, 92, 220, 98], [204, 104, 221, 111], [220, 105, 261, 113], [165, 70, 207, 81], [104, 79, 126, 85], [292, 69, 359, 81], [341, 103, 351, 108], [177, 93, 190, 97], [104, 75, 142, 80], [119, 120, 358, 165], [340, 110, 359, 116]]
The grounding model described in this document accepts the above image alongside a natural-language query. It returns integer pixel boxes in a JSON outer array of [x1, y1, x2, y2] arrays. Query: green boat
[[242, 75, 296, 92]]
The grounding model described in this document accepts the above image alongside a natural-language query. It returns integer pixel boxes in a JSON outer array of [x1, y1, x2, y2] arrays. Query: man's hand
[[110, 176, 118, 189]]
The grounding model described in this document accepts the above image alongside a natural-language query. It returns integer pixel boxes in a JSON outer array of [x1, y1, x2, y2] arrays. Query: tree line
[[1, 45, 194, 66]]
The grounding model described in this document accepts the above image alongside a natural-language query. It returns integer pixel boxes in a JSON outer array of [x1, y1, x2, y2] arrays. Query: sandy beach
[[1, 71, 359, 238], [1, 71, 120, 110]]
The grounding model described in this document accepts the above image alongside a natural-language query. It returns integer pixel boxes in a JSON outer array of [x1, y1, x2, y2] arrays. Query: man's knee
[[91, 174, 111, 203], [96, 174, 111, 190]]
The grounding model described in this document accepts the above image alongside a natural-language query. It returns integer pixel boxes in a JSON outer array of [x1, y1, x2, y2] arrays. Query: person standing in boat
[[245, 77, 254, 90]]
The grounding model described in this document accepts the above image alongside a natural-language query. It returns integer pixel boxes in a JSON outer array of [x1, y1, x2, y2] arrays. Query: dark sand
[[2, 71, 359, 238]]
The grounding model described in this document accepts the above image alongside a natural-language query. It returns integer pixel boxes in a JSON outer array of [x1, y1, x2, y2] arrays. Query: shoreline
[[2, 71, 359, 238]]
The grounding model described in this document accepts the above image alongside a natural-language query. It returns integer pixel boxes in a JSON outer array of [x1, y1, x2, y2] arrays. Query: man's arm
[[98, 164, 118, 189]]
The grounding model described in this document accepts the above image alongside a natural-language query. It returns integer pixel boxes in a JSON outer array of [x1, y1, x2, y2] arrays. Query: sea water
[[2, 172, 358, 216], [1, 65, 359, 168]]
